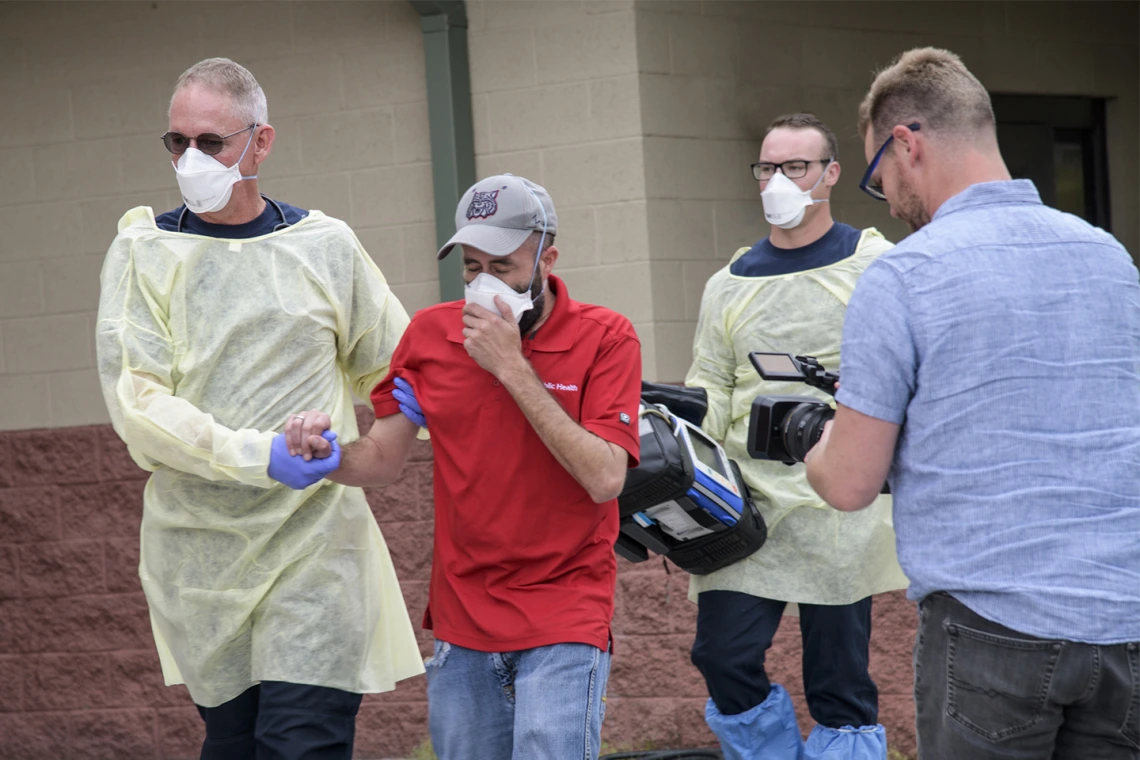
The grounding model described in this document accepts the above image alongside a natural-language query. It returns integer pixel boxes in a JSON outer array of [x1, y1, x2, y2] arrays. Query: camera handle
[[793, 355, 839, 397]]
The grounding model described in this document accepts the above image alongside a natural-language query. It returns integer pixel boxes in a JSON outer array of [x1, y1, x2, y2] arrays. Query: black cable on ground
[[600, 750, 723, 760]]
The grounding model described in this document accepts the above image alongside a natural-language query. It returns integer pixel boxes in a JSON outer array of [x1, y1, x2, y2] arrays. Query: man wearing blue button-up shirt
[[806, 47, 1140, 759]]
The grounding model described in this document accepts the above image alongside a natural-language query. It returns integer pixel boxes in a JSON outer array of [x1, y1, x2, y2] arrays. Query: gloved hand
[[268, 430, 341, 489], [393, 377, 427, 429]]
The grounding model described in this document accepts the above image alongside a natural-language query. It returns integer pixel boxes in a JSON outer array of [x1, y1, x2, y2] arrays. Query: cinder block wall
[[632, 0, 1140, 381], [3, 0, 1135, 429], [0, 408, 439, 759], [0, 0, 439, 430], [464, 0, 664, 377], [0, 411, 920, 759]]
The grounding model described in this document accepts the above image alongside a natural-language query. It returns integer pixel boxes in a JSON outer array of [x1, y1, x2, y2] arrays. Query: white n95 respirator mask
[[462, 185, 551, 324], [464, 272, 536, 322], [173, 129, 258, 214], [464, 216, 548, 323], [760, 165, 831, 230]]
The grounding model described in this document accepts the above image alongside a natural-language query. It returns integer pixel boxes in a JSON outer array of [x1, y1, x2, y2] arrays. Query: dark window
[[993, 95, 1111, 231]]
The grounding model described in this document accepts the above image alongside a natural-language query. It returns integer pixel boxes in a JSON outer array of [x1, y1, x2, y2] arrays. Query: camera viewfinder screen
[[750, 352, 804, 380], [689, 429, 727, 478]]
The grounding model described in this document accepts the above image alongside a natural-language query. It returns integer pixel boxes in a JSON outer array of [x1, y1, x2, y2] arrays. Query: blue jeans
[[916, 592, 1140, 760], [196, 681, 362, 760], [691, 591, 878, 727], [425, 639, 611, 760]]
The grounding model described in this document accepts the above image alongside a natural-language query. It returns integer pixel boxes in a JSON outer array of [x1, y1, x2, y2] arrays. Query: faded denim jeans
[[916, 592, 1140, 760], [425, 639, 611, 760]]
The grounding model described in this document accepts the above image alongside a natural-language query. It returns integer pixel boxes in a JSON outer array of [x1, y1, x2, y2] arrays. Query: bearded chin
[[904, 205, 932, 233], [895, 174, 931, 232], [516, 277, 546, 335]]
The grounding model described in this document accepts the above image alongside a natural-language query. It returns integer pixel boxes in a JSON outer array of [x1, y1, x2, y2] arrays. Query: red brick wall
[[0, 413, 918, 759]]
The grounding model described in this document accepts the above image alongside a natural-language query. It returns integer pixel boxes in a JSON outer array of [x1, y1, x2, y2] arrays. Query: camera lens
[[780, 402, 835, 462]]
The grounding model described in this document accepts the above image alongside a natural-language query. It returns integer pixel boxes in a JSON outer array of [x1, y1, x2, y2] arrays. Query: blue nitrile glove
[[393, 377, 427, 428], [268, 430, 341, 489]]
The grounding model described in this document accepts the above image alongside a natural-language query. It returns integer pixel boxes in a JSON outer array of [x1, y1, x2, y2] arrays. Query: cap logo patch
[[466, 189, 500, 220]]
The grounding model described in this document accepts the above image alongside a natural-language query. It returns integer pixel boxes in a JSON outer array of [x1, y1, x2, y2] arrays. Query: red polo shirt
[[371, 275, 641, 653]]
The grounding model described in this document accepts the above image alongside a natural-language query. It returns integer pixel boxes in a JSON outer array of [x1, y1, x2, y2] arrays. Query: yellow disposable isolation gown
[[96, 206, 424, 707], [687, 228, 909, 606]]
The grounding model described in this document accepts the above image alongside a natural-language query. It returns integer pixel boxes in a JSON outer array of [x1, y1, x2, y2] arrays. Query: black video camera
[[746, 353, 838, 465]]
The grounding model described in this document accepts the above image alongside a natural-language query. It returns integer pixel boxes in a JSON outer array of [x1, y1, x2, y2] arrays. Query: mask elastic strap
[[236, 125, 259, 180], [808, 158, 833, 204], [523, 185, 549, 296]]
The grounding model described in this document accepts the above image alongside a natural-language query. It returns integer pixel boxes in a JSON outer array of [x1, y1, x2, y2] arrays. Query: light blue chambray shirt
[[837, 180, 1140, 644]]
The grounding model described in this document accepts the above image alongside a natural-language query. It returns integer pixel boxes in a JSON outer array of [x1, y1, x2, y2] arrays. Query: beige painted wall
[[0, 1, 436, 432], [464, 0, 659, 371], [1, 0, 1136, 432], [634, 0, 1140, 381], [0, 0, 660, 433]]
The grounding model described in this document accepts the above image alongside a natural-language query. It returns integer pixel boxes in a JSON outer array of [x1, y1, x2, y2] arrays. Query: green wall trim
[[409, 0, 476, 303]]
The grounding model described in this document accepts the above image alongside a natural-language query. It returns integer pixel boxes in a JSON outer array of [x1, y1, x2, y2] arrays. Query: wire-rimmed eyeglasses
[[161, 124, 257, 156]]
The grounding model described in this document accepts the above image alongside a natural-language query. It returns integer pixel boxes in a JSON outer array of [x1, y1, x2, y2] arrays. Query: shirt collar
[[445, 274, 579, 352], [932, 179, 1042, 223]]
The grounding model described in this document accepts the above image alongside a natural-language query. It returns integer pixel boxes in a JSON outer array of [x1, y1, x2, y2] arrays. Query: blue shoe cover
[[705, 684, 803, 760], [803, 724, 887, 760]]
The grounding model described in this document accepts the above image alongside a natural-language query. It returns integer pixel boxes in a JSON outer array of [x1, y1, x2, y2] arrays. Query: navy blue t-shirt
[[729, 222, 862, 277], [155, 196, 308, 238]]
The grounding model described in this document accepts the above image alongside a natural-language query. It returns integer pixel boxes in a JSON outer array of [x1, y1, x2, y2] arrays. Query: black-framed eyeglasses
[[859, 122, 920, 201], [161, 124, 257, 156], [750, 159, 831, 182]]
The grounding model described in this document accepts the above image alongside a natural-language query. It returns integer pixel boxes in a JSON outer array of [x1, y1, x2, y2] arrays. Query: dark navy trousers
[[196, 681, 363, 760], [691, 590, 878, 728]]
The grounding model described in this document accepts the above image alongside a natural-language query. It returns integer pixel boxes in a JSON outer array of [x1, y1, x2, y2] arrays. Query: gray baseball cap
[[436, 174, 558, 260]]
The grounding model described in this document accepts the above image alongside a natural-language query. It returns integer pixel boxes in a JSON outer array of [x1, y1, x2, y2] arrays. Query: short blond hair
[[858, 48, 993, 144], [172, 58, 268, 126]]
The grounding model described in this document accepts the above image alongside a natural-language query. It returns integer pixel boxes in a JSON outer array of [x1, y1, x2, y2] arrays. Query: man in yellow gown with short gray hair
[[95, 57, 422, 760]]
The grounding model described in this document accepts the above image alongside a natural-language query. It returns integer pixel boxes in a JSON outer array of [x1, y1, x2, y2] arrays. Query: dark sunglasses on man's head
[[161, 124, 257, 156]]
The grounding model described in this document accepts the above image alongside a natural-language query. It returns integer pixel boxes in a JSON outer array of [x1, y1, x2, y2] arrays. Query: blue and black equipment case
[[616, 383, 767, 575]]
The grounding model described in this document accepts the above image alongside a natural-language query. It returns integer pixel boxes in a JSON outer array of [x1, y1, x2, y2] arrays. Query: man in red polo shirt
[[284, 174, 642, 760]]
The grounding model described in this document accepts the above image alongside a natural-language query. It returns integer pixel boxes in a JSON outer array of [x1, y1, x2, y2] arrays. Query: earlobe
[[256, 125, 276, 160], [892, 125, 919, 164], [542, 246, 559, 276], [905, 137, 921, 168]]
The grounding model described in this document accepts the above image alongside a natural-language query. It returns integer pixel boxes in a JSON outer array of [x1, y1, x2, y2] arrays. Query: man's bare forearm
[[327, 437, 388, 487], [498, 360, 627, 503], [327, 414, 419, 488], [804, 405, 899, 512]]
